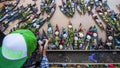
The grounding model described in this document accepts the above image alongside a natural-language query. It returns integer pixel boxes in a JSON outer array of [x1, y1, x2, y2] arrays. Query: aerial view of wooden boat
[[77, 23, 85, 49], [61, 27, 70, 50], [47, 23, 53, 40], [87, 0, 94, 15], [68, 21, 74, 49], [90, 26, 98, 50], [105, 24, 114, 49], [73, 29, 79, 49], [83, 26, 93, 50], [58, 36, 64, 50], [59, 0, 75, 17], [76, 0, 84, 15], [92, 12, 105, 30], [76, 4, 82, 15], [83, 2, 88, 15], [46, 3, 56, 21], [76, 0, 86, 15], [53, 24, 60, 49], [47, 23, 54, 49]]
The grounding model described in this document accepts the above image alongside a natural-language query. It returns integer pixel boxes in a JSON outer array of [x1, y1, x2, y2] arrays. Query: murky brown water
[[3, 0, 120, 41]]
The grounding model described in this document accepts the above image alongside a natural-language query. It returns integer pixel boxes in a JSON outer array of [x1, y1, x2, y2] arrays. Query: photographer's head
[[0, 29, 37, 68]]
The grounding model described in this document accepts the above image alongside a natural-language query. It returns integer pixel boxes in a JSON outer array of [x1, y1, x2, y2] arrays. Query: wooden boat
[[47, 23, 53, 43], [83, 26, 93, 50], [92, 12, 105, 30], [29, 17, 46, 33], [68, 21, 74, 49], [105, 24, 114, 49], [61, 27, 69, 49], [77, 23, 85, 49], [59, 0, 75, 17], [76, 4, 82, 15], [54, 24, 60, 48], [87, 0, 94, 15], [83, 2, 87, 15], [58, 35, 64, 50], [76, 0, 84, 15], [46, 3, 56, 21], [73, 29, 79, 49], [90, 26, 99, 50]]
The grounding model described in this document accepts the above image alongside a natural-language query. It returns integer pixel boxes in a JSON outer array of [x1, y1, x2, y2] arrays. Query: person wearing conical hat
[[0, 29, 49, 68]]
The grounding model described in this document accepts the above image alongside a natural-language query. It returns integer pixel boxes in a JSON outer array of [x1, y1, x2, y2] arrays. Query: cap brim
[[0, 47, 27, 68]]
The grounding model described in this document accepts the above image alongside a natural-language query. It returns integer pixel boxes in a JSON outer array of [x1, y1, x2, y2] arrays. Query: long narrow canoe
[[92, 12, 105, 31], [90, 26, 99, 50], [83, 26, 93, 50], [105, 24, 114, 49]]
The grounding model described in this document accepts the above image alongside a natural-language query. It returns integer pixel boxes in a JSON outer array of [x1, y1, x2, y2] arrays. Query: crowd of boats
[[37, 21, 120, 50], [0, 0, 56, 33], [0, 0, 120, 50]]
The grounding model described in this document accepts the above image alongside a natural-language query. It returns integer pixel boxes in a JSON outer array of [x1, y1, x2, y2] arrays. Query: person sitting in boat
[[106, 24, 113, 36], [87, 27, 93, 36], [59, 37, 64, 50], [55, 25, 59, 36], [47, 24, 53, 34], [93, 26, 98, 33], [63, 32, 68, 38], [86, 35, 92, 41]]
